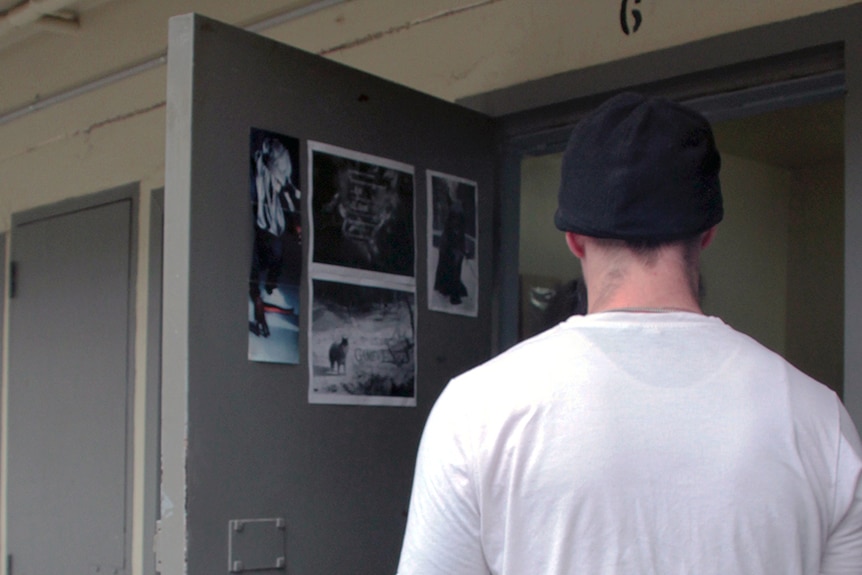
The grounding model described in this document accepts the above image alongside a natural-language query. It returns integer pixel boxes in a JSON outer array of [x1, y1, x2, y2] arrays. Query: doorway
[[515, 95, 845, 394]]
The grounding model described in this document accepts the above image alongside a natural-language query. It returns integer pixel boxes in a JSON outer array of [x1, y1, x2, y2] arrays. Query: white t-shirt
[[398, 312, 862, 575]]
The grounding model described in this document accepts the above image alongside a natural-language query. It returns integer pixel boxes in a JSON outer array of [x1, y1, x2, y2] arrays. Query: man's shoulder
[[452, 323, 581, 383]]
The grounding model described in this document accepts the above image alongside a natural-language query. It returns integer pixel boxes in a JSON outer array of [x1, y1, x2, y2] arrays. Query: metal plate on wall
[[228, 518, 286, 572]]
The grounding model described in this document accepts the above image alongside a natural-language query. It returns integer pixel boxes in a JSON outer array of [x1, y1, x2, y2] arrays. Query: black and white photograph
[[427, 171, 478, 317], [248, 127, 303, 364], [309, 142, 415, 278], [309, 278, 416, 406]]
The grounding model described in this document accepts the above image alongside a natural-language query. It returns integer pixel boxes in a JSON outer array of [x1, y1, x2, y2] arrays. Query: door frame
[[491, 49, 845, 353]]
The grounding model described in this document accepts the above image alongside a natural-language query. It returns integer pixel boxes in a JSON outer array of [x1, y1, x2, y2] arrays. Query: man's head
[[554, 92, 723, 243], [555, 92, 723, 311]]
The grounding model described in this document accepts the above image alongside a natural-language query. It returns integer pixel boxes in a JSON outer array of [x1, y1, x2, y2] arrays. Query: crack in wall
[[319, 0, 503, 55], [81, 101, 165, 135], [0, 101, 165, 164]]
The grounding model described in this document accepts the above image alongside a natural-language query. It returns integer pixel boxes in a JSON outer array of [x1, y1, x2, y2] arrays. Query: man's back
[[398, 312, 862, 574]]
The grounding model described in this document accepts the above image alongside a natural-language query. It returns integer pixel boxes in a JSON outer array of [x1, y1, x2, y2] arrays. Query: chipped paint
[[160, 492, 174, 519]]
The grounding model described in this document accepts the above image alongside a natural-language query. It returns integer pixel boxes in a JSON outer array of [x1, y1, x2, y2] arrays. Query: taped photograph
[[309, 278, 416, 406], [248, 128, 302, 364], [309, 142, 415, 277], [427, 171, 478, 317]]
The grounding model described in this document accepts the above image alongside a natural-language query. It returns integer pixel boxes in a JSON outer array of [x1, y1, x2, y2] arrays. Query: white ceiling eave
[[0, 0, 79, 37]]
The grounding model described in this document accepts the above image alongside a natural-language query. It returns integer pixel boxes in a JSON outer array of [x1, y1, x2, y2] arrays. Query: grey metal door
[[6, 197, 133, 575]]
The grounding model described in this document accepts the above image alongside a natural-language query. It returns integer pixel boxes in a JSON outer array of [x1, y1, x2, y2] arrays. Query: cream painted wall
[[0, 68, 167, 225]]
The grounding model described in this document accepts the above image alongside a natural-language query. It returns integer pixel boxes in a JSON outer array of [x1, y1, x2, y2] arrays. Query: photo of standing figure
[[248, 128, 302, 364], [427, 171, 478, 317]]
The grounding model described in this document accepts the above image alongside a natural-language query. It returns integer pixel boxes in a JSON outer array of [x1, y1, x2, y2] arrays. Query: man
[[397, 92, 862, 574]]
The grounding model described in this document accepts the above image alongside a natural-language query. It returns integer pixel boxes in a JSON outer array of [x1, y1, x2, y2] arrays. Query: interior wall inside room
[[517, 153, 583, 337], [700, 153, 791, 354], [518, 153, 579, 282], [785, 160, 845, 393], [709, 96, 845, 394]]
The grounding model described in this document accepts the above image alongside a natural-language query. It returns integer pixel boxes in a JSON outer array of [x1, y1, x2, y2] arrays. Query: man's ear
[[701, 226, 718, 249], [565, 232, 587, 259]]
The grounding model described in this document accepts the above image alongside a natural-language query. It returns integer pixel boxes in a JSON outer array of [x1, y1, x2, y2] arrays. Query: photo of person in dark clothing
[[434, 180, 468, 304], [427, 171, 478, 317], [248, 128, 302, 364]]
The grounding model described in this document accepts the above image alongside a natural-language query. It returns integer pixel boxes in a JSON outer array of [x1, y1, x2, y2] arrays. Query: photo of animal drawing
[[247, 127, 302, 364], [309, 278, 416, 406]]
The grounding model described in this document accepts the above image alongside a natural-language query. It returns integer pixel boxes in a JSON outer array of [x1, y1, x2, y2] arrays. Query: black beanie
[[554, 92, 723, 241]]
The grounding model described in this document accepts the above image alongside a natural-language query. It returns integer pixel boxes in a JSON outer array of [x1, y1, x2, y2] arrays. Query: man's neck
[[585, 253, 702, 315]]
